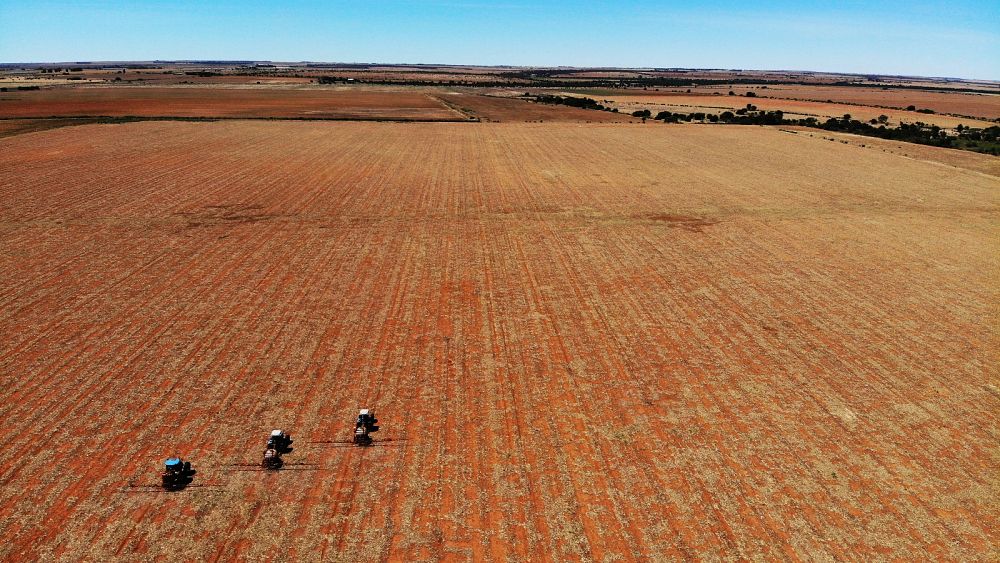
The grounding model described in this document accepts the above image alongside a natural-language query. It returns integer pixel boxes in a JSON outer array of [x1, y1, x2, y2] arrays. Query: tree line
[[531, 95, 999, 155]]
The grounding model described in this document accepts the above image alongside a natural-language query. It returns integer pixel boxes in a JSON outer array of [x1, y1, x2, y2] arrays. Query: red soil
[[0, 87, 467, 120], [0, 121, 996, 560]]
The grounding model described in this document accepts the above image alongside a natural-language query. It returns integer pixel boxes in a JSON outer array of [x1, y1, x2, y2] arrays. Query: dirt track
[[0, 121, 997, 560]]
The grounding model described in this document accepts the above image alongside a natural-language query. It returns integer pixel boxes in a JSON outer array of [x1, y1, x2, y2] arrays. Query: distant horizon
[[2, 1, 998, 81], [2, 60, 997, 83]]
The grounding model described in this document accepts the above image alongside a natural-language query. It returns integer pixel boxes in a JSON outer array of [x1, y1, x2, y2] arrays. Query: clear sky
[[1, 0, 997, 80]]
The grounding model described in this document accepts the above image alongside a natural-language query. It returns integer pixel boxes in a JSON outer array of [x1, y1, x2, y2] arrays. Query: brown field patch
[[441, 93, 631, 122], [0, 86, 468, 120], [633, 84, 1000, 120], [760, 85, 999, 119], [0, 122, 996, 560], [714, 84, 1000, 120]]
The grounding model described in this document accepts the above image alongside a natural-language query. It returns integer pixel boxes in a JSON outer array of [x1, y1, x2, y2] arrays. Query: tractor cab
[[356, 409, 379, 433], [267, 429, 293, 453], [162, 457, 195, 490], [353, 409, 379, 445]]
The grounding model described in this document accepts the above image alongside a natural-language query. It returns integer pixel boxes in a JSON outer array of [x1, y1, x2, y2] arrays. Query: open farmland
[[0, 86, 469, 120], [748, 85, 1000, 120], [628, 85, 1000, 120], [583, 93, 997, 129], [0, 121, 997, 560]]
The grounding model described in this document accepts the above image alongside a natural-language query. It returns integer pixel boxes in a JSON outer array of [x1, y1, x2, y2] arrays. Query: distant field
[[0, 86, 469, 120], [751, 84, 1000, 119], [662, 84, 1000, 120], [1, 121, 996, 560], [441, 93, 631, 122], [584, 93, 997, 128], [783, 127, 1000, 176]]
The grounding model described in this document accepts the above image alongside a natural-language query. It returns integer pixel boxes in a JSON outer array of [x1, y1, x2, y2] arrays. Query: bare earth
[[0, 121, 996, 560], [0, 87, 468, 120]]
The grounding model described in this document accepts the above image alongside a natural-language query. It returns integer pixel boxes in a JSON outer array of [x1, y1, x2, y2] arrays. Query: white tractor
[[353, 409, 379, 445]]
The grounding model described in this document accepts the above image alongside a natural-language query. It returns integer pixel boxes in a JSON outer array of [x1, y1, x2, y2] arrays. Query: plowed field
[[0, 87, 467, 120], [0, 122, 996, 560]]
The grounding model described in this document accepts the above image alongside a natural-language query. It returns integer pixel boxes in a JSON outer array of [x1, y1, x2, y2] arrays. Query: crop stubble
[[0, 121, 996, 560]]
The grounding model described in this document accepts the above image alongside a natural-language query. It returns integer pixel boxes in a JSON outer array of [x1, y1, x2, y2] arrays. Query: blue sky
[[1, 1, 997, 79]]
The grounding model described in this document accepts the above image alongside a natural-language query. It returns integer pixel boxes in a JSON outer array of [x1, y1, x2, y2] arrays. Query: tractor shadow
[[118, 482, 225, 494], [222, 461, 320, 472], [309, 437, 408, 448]]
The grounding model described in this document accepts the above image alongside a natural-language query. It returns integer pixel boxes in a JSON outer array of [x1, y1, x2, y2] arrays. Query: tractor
[[267, 429, 293, 454], [354, 409, 379, 445], [161, 457, 196, 491]]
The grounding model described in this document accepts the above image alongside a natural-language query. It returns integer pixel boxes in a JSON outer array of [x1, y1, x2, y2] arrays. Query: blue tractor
[[161, 457, 196, 491]]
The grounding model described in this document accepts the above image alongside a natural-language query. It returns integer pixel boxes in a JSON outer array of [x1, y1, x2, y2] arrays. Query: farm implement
[[132, 411, 387, 492]]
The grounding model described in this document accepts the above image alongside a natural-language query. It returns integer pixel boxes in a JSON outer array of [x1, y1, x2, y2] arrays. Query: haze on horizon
[[1, 0, 998, 80]]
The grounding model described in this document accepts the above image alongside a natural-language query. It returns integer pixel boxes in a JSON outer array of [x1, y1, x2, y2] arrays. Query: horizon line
[[1, 60, 997, 83]]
